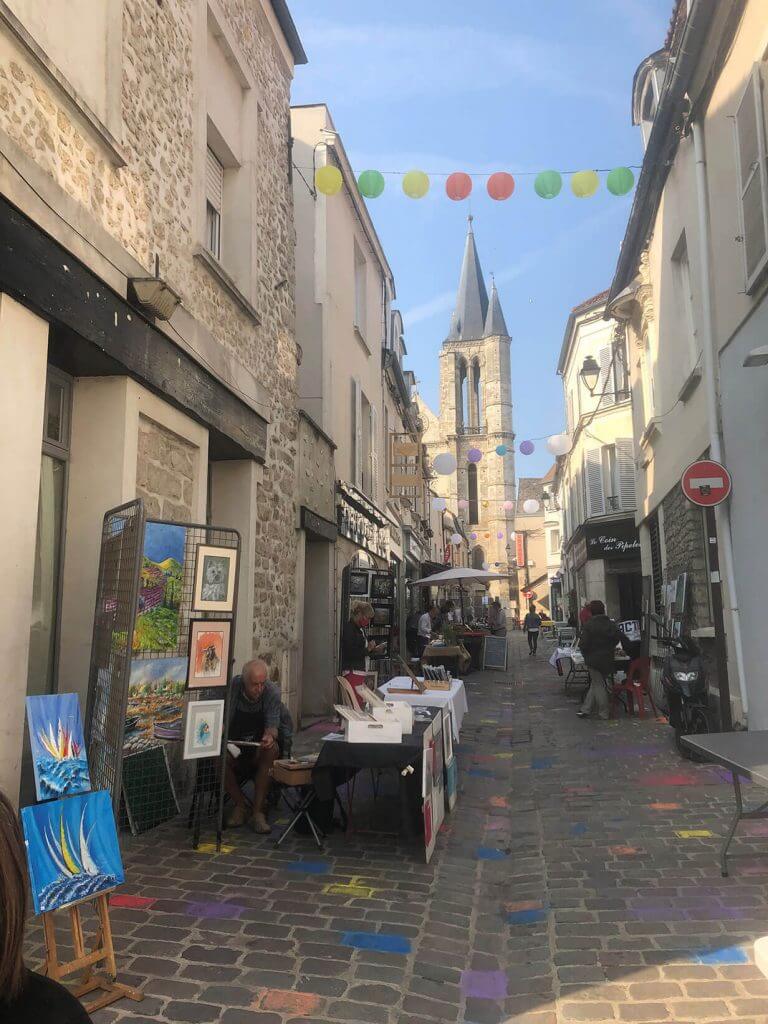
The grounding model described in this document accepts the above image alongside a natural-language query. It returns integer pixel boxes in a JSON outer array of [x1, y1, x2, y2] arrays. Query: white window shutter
[[616, 439, 636, 511], [370, 403, 379, 503], [206, 147, 224, 212], [585, 448, 606, 517], [597, 347, 615, 408], [351, 378, 362, 488], [734, 65, 768, 291]]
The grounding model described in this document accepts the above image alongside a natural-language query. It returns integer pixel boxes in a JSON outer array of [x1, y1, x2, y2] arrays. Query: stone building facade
[[0, 0, 306, 796]]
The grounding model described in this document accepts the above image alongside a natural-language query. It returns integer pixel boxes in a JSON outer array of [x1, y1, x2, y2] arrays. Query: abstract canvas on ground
[[21, 790, 124, 914], [26, 693, 91, 801]]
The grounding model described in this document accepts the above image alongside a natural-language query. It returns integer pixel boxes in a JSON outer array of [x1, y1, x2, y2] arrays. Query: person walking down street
[[576, 601, 625, 720], [523, 604, 542, 655]]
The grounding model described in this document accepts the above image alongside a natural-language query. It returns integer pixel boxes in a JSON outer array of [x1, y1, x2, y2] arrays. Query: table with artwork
[[421, 643, 464, 677], [378, 677, 468, 740]]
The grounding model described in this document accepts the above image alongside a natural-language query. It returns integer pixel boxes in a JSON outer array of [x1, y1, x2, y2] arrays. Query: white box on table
[[372, 702, 413, 734], [334, 705, 402, 744]]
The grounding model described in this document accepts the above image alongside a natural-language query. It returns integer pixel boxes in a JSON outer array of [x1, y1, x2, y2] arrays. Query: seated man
[[224, 658, 287, 834]]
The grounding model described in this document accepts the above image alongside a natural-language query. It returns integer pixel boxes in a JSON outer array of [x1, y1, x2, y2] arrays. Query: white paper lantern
[[432, 496, 448, 511], [450, 532, 462, 545], [546, 433, 572, 457], [523, 498, 540, 514], [432, 452, 457, 475], [482, 561, 490, 570]]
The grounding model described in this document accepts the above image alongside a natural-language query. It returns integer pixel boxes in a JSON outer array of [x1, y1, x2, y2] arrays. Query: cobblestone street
[[34, 634, 768, 1024]]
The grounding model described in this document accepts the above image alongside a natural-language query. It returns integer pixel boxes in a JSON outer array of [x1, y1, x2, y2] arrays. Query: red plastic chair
[[611, 657, 656, 718]]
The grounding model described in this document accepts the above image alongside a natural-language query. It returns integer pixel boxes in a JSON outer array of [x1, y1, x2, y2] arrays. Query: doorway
[[617, 572, 643, 621]]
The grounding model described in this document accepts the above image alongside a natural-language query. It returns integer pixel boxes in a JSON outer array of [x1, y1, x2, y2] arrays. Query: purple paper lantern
[[467, 447, 483, 463], [471, 532, 478, 540], [497, 531, 504, 539], [519, 440, 535, 455]]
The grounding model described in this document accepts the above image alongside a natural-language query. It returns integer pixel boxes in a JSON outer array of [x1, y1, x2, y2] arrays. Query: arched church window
[[472, 359, 482, 430], [457, 358, 468, 429], [471, 545, 485, 570], [467, 463, 479, 525]]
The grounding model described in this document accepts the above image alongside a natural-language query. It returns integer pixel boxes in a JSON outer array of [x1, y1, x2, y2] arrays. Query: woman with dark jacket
[[340, 601, 377, 671], [576, 600, 627, 720]]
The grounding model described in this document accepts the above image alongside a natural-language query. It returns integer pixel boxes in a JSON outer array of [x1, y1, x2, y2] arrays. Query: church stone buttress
[[420, 218, 516, 588]]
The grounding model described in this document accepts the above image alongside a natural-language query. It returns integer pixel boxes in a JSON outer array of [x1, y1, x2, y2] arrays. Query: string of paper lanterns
[[315, 165, 636, 200], [430, 433, 572, 472]]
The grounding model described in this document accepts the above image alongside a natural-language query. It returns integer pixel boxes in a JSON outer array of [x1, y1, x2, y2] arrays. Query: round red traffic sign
[[681, 459, 732, 507]]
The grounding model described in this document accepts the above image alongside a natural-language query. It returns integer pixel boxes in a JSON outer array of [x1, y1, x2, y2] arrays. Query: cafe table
[[378, 676, 467, 741]]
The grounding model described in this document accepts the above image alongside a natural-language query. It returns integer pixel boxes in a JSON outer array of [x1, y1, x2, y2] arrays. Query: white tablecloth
[[378, 678, 468, 741], [549, 647, 584, 669]]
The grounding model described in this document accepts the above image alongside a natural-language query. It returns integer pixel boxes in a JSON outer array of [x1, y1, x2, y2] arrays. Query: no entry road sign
[[681, 459, 732, 507]]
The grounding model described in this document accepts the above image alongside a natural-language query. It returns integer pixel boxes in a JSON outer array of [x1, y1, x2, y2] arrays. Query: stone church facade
[[417, 218, 516, 601]]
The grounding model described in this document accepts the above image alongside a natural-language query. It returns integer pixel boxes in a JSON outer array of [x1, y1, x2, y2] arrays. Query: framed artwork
[[371, 574, 394, 600], [26, 693, 91, 802], [371, 605, 392, 627], [192, 545, 237, 612], [187, 619, 231, 689], [134, 522, 186, 653], [124, 657, 186, 754], [21, 790, 124, 915], [183, 700, 225, 760], [348, 570, 369, 596]]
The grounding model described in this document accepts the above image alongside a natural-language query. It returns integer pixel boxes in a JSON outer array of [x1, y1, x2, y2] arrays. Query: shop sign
[[585, 520, 641, 560], [337, 485, 389, 559]]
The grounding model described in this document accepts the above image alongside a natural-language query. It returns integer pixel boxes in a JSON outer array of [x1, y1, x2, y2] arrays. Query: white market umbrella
[[410, 567, 512, 623]]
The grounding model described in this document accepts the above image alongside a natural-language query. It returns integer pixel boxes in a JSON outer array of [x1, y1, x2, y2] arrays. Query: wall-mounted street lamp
[[579, 354, 601, 394]]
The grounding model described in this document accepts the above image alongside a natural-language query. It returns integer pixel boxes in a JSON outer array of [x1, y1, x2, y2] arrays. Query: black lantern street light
[[579, 354, 601, 394]]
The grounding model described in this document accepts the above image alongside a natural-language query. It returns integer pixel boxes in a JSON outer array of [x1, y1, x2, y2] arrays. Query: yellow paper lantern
[[402, 170, 429, 199], [315, 165, 343, 196], [571, 170, 599, 199]]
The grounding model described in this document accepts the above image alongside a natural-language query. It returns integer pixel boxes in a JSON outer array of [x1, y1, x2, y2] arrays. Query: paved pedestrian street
[[29, 634, 768, 1024]]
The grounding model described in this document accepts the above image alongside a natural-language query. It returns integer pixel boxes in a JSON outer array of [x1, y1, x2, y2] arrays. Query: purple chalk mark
[[485, 820, 508, 832], [187, 900, 244, 919], [461, 970, 508, 1000], [631, 907, 686, 922]]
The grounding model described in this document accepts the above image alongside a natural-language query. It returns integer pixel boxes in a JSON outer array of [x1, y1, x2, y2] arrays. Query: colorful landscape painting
[[134, 523, 186, 653], [26, 693, 91, 802], [124, 657, 187, 754], [21, 790, 124, 914]]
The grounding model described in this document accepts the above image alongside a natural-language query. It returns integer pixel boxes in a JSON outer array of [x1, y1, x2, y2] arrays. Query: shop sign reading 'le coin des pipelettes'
[[584, 520, 641, 561]]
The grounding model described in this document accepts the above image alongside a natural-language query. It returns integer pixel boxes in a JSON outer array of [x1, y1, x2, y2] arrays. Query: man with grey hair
[[224, 659, 283, 833]]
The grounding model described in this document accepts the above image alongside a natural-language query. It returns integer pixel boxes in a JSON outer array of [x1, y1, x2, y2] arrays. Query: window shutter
[[584, 448, 606, 517], [616, 439, 636, 511], [597, 347, 615, 408], [370, 403, 379, 503], [734, 65, 768, 291], [351, 378, 362, 488], [568, 391, 575, 431], [206, 147, 224, 212]]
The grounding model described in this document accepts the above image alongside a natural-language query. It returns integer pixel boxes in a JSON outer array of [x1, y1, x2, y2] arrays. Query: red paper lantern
[[487, 172, 515, 201], [446, 172, 472, 201]]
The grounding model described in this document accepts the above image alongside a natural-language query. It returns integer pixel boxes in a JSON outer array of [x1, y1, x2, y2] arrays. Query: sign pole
[[704, 505, 733, 731]]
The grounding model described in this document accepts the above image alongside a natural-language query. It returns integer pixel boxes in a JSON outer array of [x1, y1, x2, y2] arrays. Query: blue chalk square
[[570, 823, 589, 836], [341, 931, 411, 954], [468, 768, 495, 778], [285, 860, 332, 875], [531, 757, 556, 770], [692, 945, 748, 965], [476, 846, 509, 861], [507, 908, 548, 925]]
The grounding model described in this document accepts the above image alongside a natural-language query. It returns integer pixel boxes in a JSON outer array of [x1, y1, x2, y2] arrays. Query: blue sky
[[289, 0, 671, 477]]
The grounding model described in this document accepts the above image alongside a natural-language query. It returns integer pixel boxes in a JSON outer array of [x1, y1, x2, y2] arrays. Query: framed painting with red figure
[[187, 619, 231, 689]]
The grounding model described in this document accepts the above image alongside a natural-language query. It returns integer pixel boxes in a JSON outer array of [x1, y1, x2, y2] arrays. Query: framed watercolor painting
[[21, 790, 124, 915], [124, 657, 186, 754], [192, 545, 237, 612], [187, 620, 231, 689], [26, 693, 91, 801], [183, 700, 225, 760]]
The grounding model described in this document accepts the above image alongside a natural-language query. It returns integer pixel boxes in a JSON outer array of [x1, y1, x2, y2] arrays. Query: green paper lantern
[[571, 170, 600, 199], [534, 170, 562, 199], [402, 169, 429, 199], [358, 169, 385, 199], [315, 165, 343, 196], [607, 167, 635, 196]]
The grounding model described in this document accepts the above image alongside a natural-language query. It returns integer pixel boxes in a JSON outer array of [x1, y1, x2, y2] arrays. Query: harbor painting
[[21, 790, 124, 914], [124, 657, 187, 753], [134, 522, 186, 653], [26, 693, 91, 802]]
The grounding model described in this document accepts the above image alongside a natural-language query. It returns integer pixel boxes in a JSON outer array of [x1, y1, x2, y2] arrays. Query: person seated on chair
[[225, 659, 283, 834], [341, 601, 380, 672]]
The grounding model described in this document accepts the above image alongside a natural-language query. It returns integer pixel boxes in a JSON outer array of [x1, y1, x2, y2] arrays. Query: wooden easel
[[387, 657, 425, 694], [41, 892, 144, 1013]]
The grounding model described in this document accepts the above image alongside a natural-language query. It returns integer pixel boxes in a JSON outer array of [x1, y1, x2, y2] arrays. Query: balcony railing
[[606, 495, 621, 513], [456, 423, 486, 435]]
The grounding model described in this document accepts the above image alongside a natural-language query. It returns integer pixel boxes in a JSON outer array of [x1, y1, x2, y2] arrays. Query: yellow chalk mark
[[494, 753, 515, 759], [195, 842, 235, 854], [675, 829, 714, 839]]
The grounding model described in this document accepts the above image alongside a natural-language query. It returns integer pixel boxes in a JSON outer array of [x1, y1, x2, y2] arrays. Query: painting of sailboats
[[26, 694, 91, 801], [21, 790, 124, 914]]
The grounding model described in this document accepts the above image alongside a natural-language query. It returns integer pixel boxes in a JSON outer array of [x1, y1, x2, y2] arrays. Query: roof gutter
[[607, 0, 715, 304]]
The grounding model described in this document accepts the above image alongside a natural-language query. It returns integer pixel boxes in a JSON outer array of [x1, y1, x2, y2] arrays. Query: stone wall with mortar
[[136, 415, 196, 523], [661, 483, 711, 632], [0, 0, 300, 674]]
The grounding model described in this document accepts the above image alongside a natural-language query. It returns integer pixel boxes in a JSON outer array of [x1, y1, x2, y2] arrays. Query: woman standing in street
[[523, 604, 542, 655], [340, 601, 378, 672]]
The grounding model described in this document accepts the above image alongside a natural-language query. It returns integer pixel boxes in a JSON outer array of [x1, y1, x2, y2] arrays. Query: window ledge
[[678, 365, 702, 403], [193, 245, 261, 325], [0, 1, 127, 168], [639, 416, 662, 451], [354, 324, 371, 355]]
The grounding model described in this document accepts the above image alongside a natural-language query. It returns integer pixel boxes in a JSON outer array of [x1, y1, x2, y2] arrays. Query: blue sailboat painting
[[21, 790, 124, 914], [27, 693, 91, 801]]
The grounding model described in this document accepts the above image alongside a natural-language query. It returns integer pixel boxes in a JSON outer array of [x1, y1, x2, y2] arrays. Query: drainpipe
[[691, 120, 749, 718]]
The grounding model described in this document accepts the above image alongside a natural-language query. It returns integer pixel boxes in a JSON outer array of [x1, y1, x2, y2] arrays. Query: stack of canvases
[[421, 705, 458, 863]]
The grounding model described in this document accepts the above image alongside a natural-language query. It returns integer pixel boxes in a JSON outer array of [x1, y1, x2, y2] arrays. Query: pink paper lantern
[[446, 172, 472, 201], [458, 499, 469, 510], [487, 172, 515, 200], [503, 500, 514, 511]]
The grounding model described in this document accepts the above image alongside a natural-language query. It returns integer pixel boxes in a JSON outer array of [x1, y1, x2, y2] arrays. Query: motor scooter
[[651, 614, 709, 758]]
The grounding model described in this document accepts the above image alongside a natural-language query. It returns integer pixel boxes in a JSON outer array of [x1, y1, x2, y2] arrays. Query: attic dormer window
[[632, 52, 669, 150]]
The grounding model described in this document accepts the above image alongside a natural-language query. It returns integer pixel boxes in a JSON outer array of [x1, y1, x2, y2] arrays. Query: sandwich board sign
[[681, 460, 732, 507]]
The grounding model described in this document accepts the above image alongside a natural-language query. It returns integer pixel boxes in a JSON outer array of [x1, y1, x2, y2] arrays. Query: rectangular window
[[734, 64, 768, 292], [354, 240, 367, 337], [616, 438, 637, 512], [672, 234, 699, 370], [585, 449, 606, 517], [601, 444, 618, 512], [351, 377, 362, 488], [205, 146, 223, 260], [597, 346, 615, 409], [361, 392, 372, 498], [549, 529, 561, 554]]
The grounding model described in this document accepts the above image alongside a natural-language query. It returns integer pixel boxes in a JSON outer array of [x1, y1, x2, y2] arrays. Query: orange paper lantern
[[446, 172, 472, 201], [487, 172, 515, 201]]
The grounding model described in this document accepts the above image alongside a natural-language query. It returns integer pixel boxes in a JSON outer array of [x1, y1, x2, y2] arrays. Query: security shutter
[[351, 378, 362, 488], [616, 439, 636, 511], [597, 347, 615, 408], [206, 147, 223, 212], [734, 64, 768, 291], [585, 448, 606, 517]]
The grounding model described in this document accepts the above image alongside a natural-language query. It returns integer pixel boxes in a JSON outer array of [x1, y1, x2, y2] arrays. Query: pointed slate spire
[[484, 275, 509, 338], [446, 310, 460, 341], [450, 215, 489, 341]]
